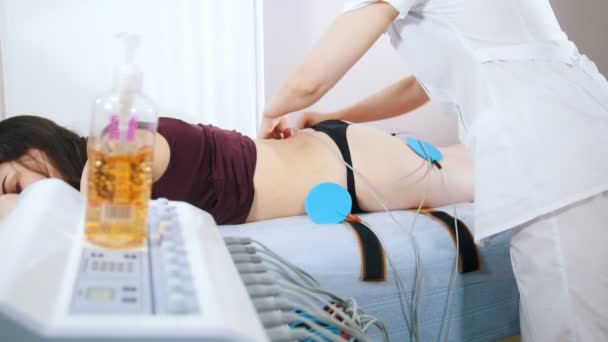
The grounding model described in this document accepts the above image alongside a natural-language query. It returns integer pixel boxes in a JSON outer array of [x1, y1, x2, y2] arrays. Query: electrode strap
[[420, 210, 481, 273], [343, 220, 387, 282]]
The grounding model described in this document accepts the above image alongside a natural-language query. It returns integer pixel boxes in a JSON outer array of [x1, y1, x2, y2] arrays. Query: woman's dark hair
[[0, 115, 87, 190]]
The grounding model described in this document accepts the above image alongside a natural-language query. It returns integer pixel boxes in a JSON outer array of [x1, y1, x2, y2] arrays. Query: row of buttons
[[153, 199, 198, 315], [90, 261, 134, 273]]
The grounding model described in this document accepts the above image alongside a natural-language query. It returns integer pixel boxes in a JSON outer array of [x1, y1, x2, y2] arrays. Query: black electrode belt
[[421, 210, 481, 273], [343, 220, 387, 282], [344, 210, 480, 282]]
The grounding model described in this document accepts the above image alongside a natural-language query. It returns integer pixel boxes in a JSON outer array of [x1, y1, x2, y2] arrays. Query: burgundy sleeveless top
[[151, 117, 257, 224]]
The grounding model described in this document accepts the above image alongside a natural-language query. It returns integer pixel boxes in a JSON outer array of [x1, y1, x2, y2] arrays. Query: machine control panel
[[70, 199, 200, 315]]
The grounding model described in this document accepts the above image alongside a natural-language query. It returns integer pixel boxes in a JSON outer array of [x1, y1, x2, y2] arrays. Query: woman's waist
[[253, 133, 347, 190], [249, 136, 347, 221]]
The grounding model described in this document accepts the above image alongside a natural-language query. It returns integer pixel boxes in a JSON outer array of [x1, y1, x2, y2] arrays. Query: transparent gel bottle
[[85, 33, 157, 249]]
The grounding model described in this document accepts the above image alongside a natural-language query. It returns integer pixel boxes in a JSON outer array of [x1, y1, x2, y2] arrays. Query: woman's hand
[[0, 194, 19, 221], [259, 116, 289, 139], [294, 111, 335, 129]]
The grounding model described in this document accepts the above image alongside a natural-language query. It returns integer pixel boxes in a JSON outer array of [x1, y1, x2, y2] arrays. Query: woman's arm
[[261, 2, 398, 137], [296, 75, 429, 127]]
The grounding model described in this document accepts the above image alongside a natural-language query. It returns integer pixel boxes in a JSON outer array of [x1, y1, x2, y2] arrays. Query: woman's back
[[250, 124, 473, 222], [152, 118, 257, 225]]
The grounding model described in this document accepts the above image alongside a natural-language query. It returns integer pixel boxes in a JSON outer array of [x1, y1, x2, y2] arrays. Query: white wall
[[263, 0, 608, 146], [263, 0, 459, 146], [0, 0, 5, 119], [552, 0, 608, 75], [0, 41, 4, 119], [0, 0, 260, 136]]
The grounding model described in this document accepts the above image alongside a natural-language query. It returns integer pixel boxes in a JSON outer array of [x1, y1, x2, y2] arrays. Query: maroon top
[[152, 117, 257, 224]]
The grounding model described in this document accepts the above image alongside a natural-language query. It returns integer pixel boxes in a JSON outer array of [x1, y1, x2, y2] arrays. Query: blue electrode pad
[[305, 182, 352, 224], [406, 137, 443, 163]]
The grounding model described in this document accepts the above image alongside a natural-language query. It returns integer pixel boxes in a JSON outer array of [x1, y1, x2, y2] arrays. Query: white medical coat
[[345, 0, 608, 241]]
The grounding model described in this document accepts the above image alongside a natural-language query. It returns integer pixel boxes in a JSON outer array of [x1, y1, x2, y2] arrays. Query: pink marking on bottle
[[109, 115, 120, 140], [127, 116, 138, 142]]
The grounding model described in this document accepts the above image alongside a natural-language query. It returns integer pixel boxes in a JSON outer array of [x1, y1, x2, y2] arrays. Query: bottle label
[[101, 204, 136, 222]]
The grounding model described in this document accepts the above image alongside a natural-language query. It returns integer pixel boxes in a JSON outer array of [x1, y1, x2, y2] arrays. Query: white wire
[[416, 143, 460, 341], [250, 235, 391, 340], [297, 329, 327, 342], [294, 287, 389, 341], [286, 283, 389, 341], [292, 127, 435, 341], [279, 282, 363, 331], [407, 159, 433, 342], [416, 141, 460, 342], [436, 167, 460, 342], [284, 312, 348, 342], [253, 239, 319, 281], [261, 258, 303, 284], [292, 128, 417, 332], [256, 246, 320, 287], [406, 140, 440, 342], [279, 285, 372, 342], [390, 158, 427, 185]]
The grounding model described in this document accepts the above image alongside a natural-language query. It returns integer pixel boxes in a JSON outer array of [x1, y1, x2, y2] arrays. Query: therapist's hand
[[294, 111, 337, 129], [259, 116, 289, 139]]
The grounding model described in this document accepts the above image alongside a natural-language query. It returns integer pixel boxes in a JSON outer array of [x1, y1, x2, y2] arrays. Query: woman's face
[[0, 149, 61, 195]]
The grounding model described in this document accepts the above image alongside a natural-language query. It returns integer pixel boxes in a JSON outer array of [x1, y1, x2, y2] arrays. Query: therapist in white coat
[[261, 0, 608, 341]]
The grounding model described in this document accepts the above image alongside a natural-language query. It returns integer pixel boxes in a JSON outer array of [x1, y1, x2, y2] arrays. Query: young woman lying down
[[0, 115, 473, 223]]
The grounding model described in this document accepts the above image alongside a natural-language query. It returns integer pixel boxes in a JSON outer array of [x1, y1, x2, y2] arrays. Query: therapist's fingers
[[273, 117, 290, 138], [258, 117, 273, 139], [259, 117, 283, 139]]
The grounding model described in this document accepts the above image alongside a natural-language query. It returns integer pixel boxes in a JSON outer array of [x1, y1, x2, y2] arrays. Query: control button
[[116, 263, 124, 273], [91, 261, 99, 271], [122, 286, 137, 292], [122, 297, 138, 304], [162, 240, 176, 252], [168, 234, 183, 245], [99, 262, 107, 272], [166, 277, 184, 292], [164, 252, 185, 265], [167, 293, 188, 314], [169, 218, 180, 228], [164, 263, 182, 278]]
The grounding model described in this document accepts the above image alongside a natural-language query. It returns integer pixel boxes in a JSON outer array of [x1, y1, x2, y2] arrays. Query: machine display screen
[[85, 288, 115, 301]]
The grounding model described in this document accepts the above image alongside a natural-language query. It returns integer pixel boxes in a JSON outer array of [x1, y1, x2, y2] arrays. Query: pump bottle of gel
[[85, 33, 157, 249]]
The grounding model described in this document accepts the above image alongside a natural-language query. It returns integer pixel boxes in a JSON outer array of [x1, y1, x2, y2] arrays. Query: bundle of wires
[[225, 236, 390, 342], [287, 127, 461, 342]]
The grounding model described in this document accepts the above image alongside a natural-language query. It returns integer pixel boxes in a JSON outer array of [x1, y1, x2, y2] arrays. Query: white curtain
[[0, 0, 263, 136]]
